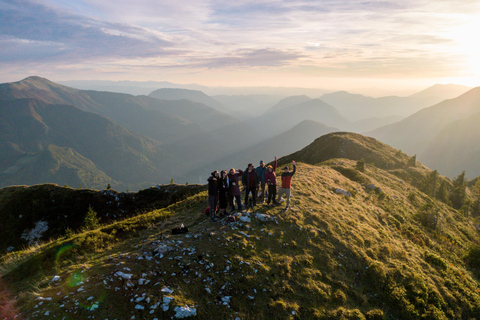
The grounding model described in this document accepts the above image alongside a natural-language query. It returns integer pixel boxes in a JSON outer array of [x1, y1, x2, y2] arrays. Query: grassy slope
[[0, 184, 206, 253], [2, 158, 480, 319]]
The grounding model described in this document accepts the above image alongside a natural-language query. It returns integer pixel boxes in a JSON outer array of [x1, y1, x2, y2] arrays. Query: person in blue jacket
[[256, 160, 267, 203]]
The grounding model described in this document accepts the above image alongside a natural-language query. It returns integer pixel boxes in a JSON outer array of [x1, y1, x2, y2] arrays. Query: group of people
[[207, 157, 297, 222]]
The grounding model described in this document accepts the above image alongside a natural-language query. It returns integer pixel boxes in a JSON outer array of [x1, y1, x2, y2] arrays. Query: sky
[[1, 0, 480, 95]]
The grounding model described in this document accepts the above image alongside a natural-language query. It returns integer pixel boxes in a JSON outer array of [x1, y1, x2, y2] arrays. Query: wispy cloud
[[1, 0, 480, 90]]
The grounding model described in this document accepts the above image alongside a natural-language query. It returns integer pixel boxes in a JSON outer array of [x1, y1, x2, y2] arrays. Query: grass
[[2, 161, 480, 319]]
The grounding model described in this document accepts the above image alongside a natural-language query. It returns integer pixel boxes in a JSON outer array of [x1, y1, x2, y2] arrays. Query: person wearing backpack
[[265, 156, 278, 207], [207, 171, 220, 222], [277, 160, 296, 210]]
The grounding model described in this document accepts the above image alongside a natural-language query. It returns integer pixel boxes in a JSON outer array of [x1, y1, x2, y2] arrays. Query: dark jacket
[[207, 174, 219, 197], [265, 158, 278, 185], [242, 169, 260, 189], [228, 170, 243, 196]]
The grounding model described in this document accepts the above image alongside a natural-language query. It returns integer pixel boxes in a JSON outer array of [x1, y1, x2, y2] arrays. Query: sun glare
[[448, 17, 480, 79]]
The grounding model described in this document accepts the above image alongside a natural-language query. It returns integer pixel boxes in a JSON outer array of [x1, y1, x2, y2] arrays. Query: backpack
[[171, 224, 188, 234]]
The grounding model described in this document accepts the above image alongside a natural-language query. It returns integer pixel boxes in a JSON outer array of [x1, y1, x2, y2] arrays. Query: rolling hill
[[420, 111, 480, 178], [0, 98, 174, 189], [2, 132, 480, 319], [368, 86, 480, 178], [148, 88, 228, 113], [0, 77, 261, 187], [251, 98, 351, 139], [320, 84, 470, 121]]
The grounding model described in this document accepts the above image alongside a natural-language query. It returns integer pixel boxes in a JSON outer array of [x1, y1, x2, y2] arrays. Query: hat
[[260, 160, 264, 164], [283, 166, 289, 170]]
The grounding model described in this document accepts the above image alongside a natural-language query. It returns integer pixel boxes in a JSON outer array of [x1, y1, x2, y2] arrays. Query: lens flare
[[55, 244, 107, 311], [0, 278, 19, 319]]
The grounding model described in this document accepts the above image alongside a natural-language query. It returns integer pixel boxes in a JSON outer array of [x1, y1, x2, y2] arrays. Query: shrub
[[465, 244, 480, 271], [365, 309, 385, 320], [83, 206, 100, 231], [425, 252, 447, 270], [356, 159, 365, 172], [414, 202, 440, 230]]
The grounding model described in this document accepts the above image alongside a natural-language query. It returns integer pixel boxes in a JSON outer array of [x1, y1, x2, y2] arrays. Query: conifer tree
[[471, 179, 480, 216], [406, 154, 417, 168], [83, 206, 100, 230], [422, 170, 438, 198], [436, 180, 449, 203], [450, 171, 466, 209]]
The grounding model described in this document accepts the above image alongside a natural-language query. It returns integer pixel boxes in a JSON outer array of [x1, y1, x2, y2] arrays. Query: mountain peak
[[283, 131, 412, 169]]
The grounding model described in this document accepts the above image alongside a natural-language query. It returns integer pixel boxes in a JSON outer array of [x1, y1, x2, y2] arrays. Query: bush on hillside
[[83, 206, 100, 231], [414, 202, 440, 230], [465, 244, 480, 272]]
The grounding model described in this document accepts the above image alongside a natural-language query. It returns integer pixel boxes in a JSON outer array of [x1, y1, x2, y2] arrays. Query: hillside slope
[[2, 133, 480, 319], [0, 98, 173, 189], [368, 86, 480, 178], [421, 111, 480, 178]]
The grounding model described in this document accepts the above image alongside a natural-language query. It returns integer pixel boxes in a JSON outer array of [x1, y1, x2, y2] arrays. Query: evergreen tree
[[421, 170, 438, 198], [471, 179, 480, 216], [406, 154, 417, 168], [83, 206, 100, 230], [450, 171, 466, 209], [436, 180, 449, 203]]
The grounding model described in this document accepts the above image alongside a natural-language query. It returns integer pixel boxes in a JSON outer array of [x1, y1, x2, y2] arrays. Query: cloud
[[199, 48, 306, 69], [2, 0, 480, 87], [0, 0, 175, 64]]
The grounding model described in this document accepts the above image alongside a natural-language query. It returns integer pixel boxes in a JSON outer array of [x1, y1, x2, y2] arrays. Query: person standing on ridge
[[242, 163, 260, 209], [218, 170, 229, 216], [277, 160, 296, 210], [207, 171, 220, 222], [265, 156, 278, 207], [228, 168, 243, 212], [256, 160, 267, 203]]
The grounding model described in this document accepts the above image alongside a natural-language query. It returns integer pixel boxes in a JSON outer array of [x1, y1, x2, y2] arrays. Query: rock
[[255, 213, 276, 222], [173, 306, 197, 318], [239, 216, 251, 223], [114, 271, 133, 280], [335, 188, 352, 197], [162, 296, 174, 311], [161, 287, 174, 294]]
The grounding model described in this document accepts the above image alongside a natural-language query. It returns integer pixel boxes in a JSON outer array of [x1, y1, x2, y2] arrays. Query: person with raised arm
[[277, 160, 296, 210]]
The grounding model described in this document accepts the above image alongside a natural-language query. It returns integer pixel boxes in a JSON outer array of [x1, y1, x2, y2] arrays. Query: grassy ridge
[[2, 158, 480, 319]]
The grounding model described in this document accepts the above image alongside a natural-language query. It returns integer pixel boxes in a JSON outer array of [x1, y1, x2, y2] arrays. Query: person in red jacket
[[265, 156, 278, 207], [277, 160, 296, 210]]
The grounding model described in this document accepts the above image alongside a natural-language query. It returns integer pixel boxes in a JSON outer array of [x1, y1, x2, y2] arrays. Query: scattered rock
[[173, 306, 197, 318], [335, 188, 352, 197]]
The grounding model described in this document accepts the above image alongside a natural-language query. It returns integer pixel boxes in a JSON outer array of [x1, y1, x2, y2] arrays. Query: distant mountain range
[[1, 76, 478, 189], [320, 84, 470, 121], [368, 86, 480, 178]]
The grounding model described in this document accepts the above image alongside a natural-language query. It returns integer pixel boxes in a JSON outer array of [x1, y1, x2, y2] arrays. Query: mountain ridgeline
[[2, 131, 480, 319], [0, 76, 478, 191]]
